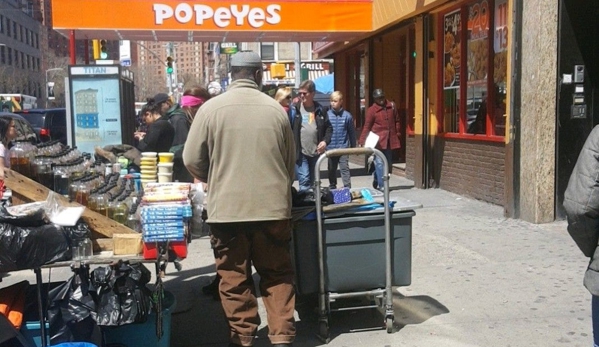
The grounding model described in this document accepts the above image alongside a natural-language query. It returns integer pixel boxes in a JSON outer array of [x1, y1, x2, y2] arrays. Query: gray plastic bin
[[292, 210, 413, 294]]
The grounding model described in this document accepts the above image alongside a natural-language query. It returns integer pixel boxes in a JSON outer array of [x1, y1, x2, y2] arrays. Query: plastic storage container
[[102, 291, 176, 347], [292, 209, 413, 294]]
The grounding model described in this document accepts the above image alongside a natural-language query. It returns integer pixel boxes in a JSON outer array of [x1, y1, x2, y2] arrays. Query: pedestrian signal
[[166, 56, 174, 74]]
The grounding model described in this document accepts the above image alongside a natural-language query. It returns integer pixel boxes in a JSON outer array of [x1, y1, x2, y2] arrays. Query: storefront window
[[466, 0, 489, 134], [439, 0, 507, 139]]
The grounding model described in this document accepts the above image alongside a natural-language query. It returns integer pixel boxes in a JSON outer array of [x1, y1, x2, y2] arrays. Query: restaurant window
[[261, 42, 275, 60], [439, 0, 508, 139]]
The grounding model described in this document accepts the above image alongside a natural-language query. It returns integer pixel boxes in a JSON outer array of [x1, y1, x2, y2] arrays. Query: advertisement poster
[[467, 0, 489, 83], [443, 9, 461, 90], [494, 0, 508, 84], [71, 77, 121, 154]]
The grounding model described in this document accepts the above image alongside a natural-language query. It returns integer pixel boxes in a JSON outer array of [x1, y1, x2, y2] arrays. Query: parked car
[[16, 108, 67, 145], [0, 112, 38, 145]]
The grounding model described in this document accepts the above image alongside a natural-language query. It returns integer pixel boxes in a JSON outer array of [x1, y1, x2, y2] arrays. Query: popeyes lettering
[[153, 3, 282, 28]]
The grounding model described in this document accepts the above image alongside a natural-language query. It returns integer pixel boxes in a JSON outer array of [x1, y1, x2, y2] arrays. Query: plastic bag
[[0, 221, 70, 272], [90, 260, 152, 326], [47, 265, 102, 346], [6, 191, 85, 226], [189, 183, 206, 237]]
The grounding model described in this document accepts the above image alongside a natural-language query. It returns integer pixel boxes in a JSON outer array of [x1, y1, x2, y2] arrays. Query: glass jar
[[113, 197, 129, 225], [75, 179, 90, 206], [9, 141, 34, 178], [53, 164, 70, 197], [36, 156, 54, 189]]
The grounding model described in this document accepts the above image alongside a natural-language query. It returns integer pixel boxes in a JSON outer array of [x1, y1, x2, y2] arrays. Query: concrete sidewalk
[[165, 168, 591, 347], [0, 168, 591, 347]]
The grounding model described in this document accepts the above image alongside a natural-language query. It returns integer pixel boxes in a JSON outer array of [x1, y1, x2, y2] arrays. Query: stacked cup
[[140, 152, 158, 188], [157, 152, 174, 183]]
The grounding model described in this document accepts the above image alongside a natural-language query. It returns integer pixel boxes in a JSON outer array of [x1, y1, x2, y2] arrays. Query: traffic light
[[166, 56, 173, 74], [92, 39, 100, 60], [99, 40, 108, 59]]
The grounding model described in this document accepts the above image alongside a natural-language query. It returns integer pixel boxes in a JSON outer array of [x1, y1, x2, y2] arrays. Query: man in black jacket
[[134, 101, 175, 153], [291, 80, 332, 192]]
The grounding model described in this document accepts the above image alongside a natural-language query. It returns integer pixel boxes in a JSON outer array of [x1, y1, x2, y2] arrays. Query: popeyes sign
[[51, 0, 372, 32], [153, 3, 281, 28]]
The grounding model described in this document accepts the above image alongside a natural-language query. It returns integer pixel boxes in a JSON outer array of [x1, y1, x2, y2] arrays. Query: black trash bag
[[0, 205, 47, 227], [47, 265, 102, 346], [0, 222, 70, 272], [291, 186, 334, 207], [90, 260, 152, 326]]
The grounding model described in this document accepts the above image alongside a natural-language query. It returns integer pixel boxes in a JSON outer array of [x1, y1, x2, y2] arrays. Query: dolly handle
[[324, 147, 374, 157]]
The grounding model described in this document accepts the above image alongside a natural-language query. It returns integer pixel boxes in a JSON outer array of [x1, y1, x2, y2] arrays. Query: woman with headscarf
[[170, 86, 212, 182]]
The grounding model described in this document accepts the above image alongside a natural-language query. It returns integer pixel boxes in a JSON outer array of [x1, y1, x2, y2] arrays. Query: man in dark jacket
[[291, 79, 332, 192], [135, 101, 175, 153], [564, 125, 599, 346]]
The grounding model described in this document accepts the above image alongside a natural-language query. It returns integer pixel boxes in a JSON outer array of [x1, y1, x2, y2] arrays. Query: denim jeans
[[373, 148, 393, 189], [327, 155, 351, 189], [593, 295, 599, 347], [296, 153, 319, 192]]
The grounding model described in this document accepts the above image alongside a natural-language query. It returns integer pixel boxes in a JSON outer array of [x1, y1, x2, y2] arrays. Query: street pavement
[[0, 161, 592, 347]]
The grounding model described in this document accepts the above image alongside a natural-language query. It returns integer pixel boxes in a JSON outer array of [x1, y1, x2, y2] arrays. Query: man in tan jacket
[[183, 51, 296, 347]]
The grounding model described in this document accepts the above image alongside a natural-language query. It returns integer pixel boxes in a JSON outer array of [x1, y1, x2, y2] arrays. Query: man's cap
[[153, 93, 170, 104], [230, 51, 262, 68], [372, 89, 385, 99]]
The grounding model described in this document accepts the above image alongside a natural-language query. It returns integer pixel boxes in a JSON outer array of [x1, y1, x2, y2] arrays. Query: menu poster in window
[[444, 10, 461, 90], [71, 78, 122, 154], [467, 0, 489, 83], [494, 0, 508, 84]]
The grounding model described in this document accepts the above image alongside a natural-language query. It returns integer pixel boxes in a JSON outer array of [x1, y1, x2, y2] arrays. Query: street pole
[[294, 42, 301, 88], [45, 68, 64, 108], [167, 42, 173, 95]]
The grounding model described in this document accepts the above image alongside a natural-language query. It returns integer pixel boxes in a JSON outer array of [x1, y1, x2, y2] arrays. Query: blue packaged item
[[331, 188, 352, 204]]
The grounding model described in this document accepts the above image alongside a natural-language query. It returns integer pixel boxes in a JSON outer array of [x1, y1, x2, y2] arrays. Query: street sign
[[120, 59, 131, 67]]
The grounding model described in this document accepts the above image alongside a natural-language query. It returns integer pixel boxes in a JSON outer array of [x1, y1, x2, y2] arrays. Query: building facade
[[317, 0, 579, 223], [0, 0, 43, 98]]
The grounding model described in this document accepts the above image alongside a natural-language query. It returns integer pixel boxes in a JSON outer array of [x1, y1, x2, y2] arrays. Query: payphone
[[570, 65, 586, 119]]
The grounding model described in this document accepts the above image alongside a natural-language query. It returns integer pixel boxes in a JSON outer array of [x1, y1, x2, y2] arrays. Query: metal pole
[[294, 42, 301, 88], [45, 70, 48, 108], [69, 30, 76, 65]]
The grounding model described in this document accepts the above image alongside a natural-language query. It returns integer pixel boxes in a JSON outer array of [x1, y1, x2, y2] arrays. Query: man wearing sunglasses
[[291, 80, 332, 192]]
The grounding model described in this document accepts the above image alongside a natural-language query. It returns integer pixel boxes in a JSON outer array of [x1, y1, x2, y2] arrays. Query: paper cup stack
[[157, 152, 174, 183], [140, 152, 158, 187]]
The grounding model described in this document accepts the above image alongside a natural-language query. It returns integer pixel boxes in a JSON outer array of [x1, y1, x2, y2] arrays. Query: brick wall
[[405, 135, 416, 180], [438, 139, 505, 206]]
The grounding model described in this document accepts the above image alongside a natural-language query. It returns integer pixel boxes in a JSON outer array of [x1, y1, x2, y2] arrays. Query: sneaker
[[372, 179, 378, 190]]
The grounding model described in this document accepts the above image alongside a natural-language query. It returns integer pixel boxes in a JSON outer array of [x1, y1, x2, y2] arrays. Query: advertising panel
[[443, 9, 461, 90], [69, 66, 122, 154]]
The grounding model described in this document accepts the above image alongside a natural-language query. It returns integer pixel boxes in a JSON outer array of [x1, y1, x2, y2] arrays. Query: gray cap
[[372, 89, 385, 99], [230, 51, 262, 68]]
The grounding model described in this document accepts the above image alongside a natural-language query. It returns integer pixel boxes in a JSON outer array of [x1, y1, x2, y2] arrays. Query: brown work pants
[[210, 220, 296, 346]]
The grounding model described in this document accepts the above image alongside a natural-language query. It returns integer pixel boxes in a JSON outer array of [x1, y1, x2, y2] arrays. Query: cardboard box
[[113, 233, 143, 255]]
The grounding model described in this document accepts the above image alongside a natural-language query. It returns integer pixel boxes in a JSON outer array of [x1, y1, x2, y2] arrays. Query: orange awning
[[51, 0, 373, 42]]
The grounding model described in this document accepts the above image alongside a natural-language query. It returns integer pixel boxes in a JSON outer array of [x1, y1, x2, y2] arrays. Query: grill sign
[[153, 3, 282, 28]]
